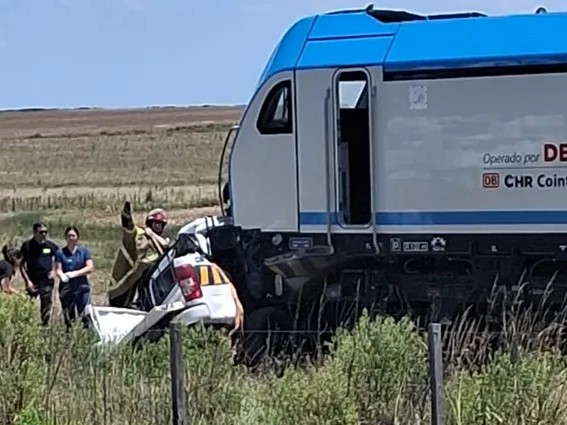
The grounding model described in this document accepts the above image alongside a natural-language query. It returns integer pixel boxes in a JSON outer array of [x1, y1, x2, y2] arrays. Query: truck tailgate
[[84, 301, 186, 345]]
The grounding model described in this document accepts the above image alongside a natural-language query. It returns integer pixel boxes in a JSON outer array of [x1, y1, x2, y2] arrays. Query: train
[[201, 5, 567, 362]]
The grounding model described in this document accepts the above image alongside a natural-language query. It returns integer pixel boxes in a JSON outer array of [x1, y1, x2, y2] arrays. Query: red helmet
[[146, 208, 168, 224]]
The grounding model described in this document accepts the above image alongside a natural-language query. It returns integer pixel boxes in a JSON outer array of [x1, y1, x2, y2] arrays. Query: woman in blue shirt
[[55, 226, 94, 329]]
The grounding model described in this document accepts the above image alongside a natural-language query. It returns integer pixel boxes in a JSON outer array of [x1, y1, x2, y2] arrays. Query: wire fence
[[165, 321, 567, 425], [3, 318, 567, 425]]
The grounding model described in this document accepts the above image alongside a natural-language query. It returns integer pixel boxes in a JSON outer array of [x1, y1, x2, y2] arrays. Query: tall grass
[[4, 291, 567, 425], [0, 130, 227, 191], [0, 125, 230, 214], [0, 186, 218, 214]]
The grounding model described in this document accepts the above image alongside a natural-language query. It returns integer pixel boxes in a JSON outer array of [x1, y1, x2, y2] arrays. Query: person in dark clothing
[[0, 245, 21, 295], [222, 181, 232, 217], [19, 222, 59, 326], [55, 226, 94, 329]]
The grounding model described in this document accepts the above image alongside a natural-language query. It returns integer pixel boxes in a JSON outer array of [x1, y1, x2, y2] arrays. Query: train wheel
[[236, 305, 292, 368]]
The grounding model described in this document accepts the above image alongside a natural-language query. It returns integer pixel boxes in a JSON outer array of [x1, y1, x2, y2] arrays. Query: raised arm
[[144, 227, 169, 251]]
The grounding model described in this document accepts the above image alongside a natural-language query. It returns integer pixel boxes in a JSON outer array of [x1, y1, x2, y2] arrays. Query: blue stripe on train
[[299, 211, 567, 226]]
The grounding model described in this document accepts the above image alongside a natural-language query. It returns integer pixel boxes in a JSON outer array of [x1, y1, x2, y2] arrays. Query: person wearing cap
[[144, 208, 171, 251]]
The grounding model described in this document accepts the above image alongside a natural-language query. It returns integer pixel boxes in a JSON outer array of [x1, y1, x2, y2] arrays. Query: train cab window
[[256, 80, 293, 134]]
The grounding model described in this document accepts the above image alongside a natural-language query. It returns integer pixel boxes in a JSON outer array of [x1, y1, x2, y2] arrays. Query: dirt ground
[[0, 106, 243, 139], [0, 105, 242, 316], [0, 106, 241, 193]]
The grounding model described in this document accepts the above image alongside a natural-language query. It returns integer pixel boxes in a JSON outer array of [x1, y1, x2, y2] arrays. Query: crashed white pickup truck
[[84, 215, 241, 346]]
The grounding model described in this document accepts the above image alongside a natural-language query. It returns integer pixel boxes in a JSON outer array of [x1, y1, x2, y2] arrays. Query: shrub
[[329, 312, 430, 424], [4, 294, 567, 425], [447, 349, 567, 424]]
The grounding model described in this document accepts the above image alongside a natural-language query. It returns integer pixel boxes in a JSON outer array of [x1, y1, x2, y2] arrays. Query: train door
[[333, 68, 373, 229], [296, 69, 337, 235]]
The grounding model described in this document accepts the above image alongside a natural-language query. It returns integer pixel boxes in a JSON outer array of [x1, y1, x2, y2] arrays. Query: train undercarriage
[[207, 225, 567, 366]]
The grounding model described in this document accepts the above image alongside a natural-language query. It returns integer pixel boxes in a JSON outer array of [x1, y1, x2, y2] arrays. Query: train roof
[[257, 5, 567, 86]]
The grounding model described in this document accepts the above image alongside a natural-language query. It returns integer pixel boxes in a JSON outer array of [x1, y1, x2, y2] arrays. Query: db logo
[[482, 173, 500, 188]]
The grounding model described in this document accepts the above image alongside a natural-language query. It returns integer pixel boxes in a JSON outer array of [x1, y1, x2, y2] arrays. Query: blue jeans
[[59, 284, 90, 329]]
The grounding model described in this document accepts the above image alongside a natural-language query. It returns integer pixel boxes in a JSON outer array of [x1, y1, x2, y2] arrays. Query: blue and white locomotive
[[202, 5, 567, 359]]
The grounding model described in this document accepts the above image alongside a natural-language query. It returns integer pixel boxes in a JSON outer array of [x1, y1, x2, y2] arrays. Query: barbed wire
[[23, 323, 567, 339]]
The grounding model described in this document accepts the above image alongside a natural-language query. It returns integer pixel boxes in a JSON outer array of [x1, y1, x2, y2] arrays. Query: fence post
[[428, 322, 445, 425], [170, 322, 186, 425]]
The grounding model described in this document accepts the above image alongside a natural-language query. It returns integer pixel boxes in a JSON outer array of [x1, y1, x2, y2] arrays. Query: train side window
[[256, 80, 293, 134]]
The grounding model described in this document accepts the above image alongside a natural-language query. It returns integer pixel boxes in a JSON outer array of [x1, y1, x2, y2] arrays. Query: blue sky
[[0, 0, 564, 110]]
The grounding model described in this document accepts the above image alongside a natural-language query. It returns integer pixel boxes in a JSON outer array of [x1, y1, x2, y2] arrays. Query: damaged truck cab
[[88, 203, 241, 346]]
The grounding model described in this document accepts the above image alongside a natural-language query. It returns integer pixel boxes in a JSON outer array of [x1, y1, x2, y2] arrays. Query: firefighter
[[144, 208, 171, 251], [108, 202, 166, 307]]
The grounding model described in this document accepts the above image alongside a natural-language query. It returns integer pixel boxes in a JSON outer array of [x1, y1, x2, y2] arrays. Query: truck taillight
[[174, 264, 202, 302]]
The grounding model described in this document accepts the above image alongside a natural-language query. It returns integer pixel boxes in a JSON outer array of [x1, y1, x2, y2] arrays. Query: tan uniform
[[108, 204, 162, 307]]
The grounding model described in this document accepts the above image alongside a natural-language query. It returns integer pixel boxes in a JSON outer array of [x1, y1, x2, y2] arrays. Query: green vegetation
[[2, 294, 567, 425], [3, 110, 567, 425]]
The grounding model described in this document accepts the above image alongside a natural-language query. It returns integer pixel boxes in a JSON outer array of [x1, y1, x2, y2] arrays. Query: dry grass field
[[0, 105, 243, 311], [3, 108, 567, 425]]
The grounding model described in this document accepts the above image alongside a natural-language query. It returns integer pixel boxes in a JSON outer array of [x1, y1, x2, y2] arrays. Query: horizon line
[[0, 103, 247, 113]]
